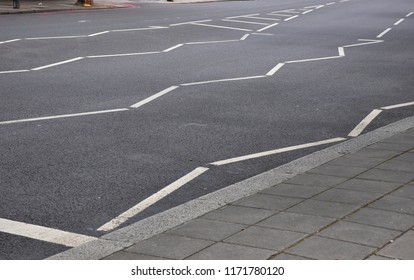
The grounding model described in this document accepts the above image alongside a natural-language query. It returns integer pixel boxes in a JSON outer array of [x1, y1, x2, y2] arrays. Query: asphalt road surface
[[0, 0, 413, 259]]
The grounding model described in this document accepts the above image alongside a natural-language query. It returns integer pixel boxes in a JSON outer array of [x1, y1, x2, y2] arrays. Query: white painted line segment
[[302, 10, 313, 14], [284, 15, 299, 21], [222, 19, 269, 26], [244, 16, 281, 21], [190, 22, 252, 32], [286, 55, 342, 64], [377, 28, 392, 38], [338, 47, 345, 57], [256, 22, 279, 32], [381, 101, 414, 110], [210, 138, 346, 166], [169, 20, 212, 26], [31, 57, 84, 71], [315, 5, 325, 9], [240, 34, 250, 40], [342, 39, 383, 48], [348, 109, 383, 137], [112, 26, 168, 32], [25, 35, 86, 40], [88, 31, 110, 37], [186, 39, 240, 45], [266, 63, 285, 76], [326, 2, 335, 5], [0, 70, 30, 74], [130, 86, 179, 108], [406, 12, 414, 17], [226, 14, 260, 19], [181, 75, 266, 86], [251, 33, 274, 36], [268, 13, 292, 17], [97, 167, 210, 232], [0, 218, 97, 247], [0, 108, 129, 125], [394, 19, 405, 26], [163, 44, 184, 52], [87, 52, 160, 58], [0, 39, 21, 44]]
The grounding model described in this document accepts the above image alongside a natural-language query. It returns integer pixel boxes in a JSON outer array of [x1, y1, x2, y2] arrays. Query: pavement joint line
[[97, 167, 210, 232], [0, 108, 129, 125], [0, 218, 97, 247], [377, 28, 392, 39], [348, 109, 383, 137], [256, 22, 279, 32], [31, 57, 85, 71], [49, 116, 414, 260]]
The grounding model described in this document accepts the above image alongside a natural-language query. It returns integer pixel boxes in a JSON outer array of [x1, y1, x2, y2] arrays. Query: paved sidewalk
[[49, 117, 414, 260]]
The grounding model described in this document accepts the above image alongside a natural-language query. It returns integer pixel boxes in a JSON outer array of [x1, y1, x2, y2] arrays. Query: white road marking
[[326, 2, 336, 5], [406, 12, 414, 17], [338, 47, 345, 56], [342, 39, 383, 48], [268, 13, 293, 17], [226, 14, 260, 19], [256, 22, 279, 32], [394, 19, 405, 26], [25, 35, 86, 40], [162, 44, 184, 52], [97, 167, 210, 232], [186, 39, 240, 45], [339, 0, 350, 2], [130, 86, 179, 108], [315, 5, 325, 9], [87, 52, 160, 58], [286, 55, 342, 64], [244, 16, 281, 21], [210, 138, 346, 166], [284, 15, 299, 21], [190, 22, 252, 32], [169, 20, 212, 26], [0, 70, 30, 74], [0, 218, 97, 247], [222, 19, 269, 26], [266, 63, 285, 76], [112, 26, 168, 32], [240, 34, 250, 40], [381, 101, 414, 110], [302, 10, 313, 14], [78, 20, 90, 23], [0, 108, 129, 125], [31, 57, 84, 71], [181, 75, 266, 86], [0, 39, 21, 44], [88, 31, 110, 37], [348, 109, 383, 137], [251, 33, 274, 36], [377, 28, 392, 38]]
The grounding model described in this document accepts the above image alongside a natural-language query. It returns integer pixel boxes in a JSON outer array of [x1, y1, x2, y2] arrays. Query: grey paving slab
[[391, 185, 414, 199], [269, 253, 313, 260], [312, 188, 382, 206], [125, 234, 213, 260], [394, 152, 414, 163], [318, 221, 400, 247], [329, 155, 386, 169], [366, 142, 414, 152], [382, 134, 414, 144], [201, 205, 275, 225], [233, 193, 303, 211], [335, 178, 402, 194], [369, 196, 414, 215], [286, 200, 359, 219], [224, 226, 306, 251], [376, 160, 414, 173], [307, 164, 367, 178], [257, 212, 335, 234], [166, 219, 244, 242], [350, 148, 403, 159], [357, 169, 414, 184], [346, 208, 414, 231], [187, 242, 275, 260], [260, 184, 328, 199], [287, 236, 375, 260], [284, 174, 348, 188], [377, 231, 414, 260], [366, 255, 395, 260], [103, 251, 169, 260]]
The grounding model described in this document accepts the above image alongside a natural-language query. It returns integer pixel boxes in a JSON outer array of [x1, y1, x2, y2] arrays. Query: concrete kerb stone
[[48, 116, 414, 260]]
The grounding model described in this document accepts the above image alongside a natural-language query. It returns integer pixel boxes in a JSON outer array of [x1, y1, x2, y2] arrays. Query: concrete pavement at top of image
[[49, 116, 414, 260]]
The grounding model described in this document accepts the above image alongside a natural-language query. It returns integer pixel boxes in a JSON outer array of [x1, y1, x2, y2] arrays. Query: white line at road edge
[[31, 57, 84, 71], [382, 101, 414, 110], [88, 31, 110, 37], [130, 86, 179, 108], [0, 108, 129, 125], [0, 218, 97, 247], [181, 75, 266, 86], [87, 52, 160, 59], [0, 70, 30, 74], [97, 167, 210, 232], [162, 44, 184, 52], [210, 137, 347, 166], [348, 109, 383, 137]]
